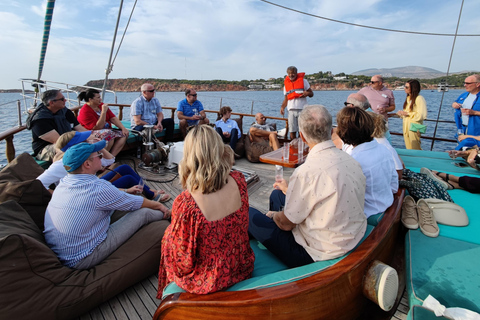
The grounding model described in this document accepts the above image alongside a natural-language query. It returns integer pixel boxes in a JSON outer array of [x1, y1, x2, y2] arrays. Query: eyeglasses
[[90, 152, 103, 160], [189, 94, 198, 97], [52, 97, 66, 102], [370, 81, 379, 84], [404, 86, 410, 89], [464, 82, 478, 85], [145, 89, 155, 93], [344, 102, 354, 107]]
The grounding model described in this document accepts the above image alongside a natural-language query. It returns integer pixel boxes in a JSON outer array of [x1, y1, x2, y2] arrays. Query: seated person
[[336, 107, 398, 223], [447, 147, 480, 169], [130, 83, 175, 142], [26, 89, 87, 161], [248, 105, 367, 268], [157, 125, 254, 295], [37, 131, 170, 202], [77, 88, 129, 156], [177, 89, 210, 138], [215, 106, 241, 155], [369, 111, 404, 179], [249, 112, 280, 150], [44, 140, 171, 269]]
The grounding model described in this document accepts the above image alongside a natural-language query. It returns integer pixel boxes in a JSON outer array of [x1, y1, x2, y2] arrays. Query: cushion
[[405, 229, 480, 313], [163, 224, 374, 298], [0, 153, 51, 230], [0, 197, 170, 320]]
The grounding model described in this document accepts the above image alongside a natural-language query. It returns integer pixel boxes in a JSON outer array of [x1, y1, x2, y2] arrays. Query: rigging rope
[[430, 0, 465, 150], [37, 0, 56, 81], [259, 0, 480, 37]]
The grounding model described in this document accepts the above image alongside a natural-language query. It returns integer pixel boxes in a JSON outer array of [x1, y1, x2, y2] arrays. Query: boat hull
[[154, 189, 405, 320]]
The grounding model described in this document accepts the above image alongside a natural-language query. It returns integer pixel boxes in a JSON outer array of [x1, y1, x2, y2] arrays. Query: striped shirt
[[44, 174, 144, 267]]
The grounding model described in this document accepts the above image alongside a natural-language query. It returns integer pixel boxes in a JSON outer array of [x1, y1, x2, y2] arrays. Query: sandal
[[434, 171, 455, 190], [157, 193, 171, 203]]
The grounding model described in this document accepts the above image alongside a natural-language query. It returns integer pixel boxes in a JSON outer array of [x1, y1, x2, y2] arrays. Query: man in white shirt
[[248, 105, 367, 268]]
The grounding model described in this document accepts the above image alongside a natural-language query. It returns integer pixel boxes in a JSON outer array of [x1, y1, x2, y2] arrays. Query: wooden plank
[[133, 282, 159, 316]]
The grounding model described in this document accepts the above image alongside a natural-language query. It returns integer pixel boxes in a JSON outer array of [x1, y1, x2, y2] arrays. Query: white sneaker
[[401, 195, 418, 229]]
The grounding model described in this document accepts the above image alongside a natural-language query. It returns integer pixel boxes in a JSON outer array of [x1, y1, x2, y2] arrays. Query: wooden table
[[259, 146, 307, 168]]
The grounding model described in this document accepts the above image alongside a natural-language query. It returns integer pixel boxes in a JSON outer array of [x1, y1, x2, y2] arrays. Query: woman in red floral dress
[[157, 125, 255, 295]]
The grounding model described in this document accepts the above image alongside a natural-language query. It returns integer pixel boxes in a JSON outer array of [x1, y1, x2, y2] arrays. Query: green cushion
[[162, 224, 374, 298], [367, 212, 384, 226], [405, 229, 480, 313]]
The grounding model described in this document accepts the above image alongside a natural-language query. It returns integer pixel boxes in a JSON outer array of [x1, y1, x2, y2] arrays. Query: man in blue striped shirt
[[44, 140, 171, 269]]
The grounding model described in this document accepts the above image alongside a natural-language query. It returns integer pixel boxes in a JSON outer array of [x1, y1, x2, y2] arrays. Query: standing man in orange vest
[[280, 66, 314, 139]]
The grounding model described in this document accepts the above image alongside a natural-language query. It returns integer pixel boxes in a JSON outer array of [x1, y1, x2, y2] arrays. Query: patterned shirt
[[284, 140, 367, 261], [44, 174, 144, 267], [130, 95, 163, 128]]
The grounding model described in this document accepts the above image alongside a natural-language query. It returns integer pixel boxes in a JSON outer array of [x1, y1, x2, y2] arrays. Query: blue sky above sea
[[1, 1, 479, 90]]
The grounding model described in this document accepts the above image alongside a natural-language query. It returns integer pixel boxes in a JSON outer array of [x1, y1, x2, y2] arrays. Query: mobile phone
[[453, 162, 468, 168]]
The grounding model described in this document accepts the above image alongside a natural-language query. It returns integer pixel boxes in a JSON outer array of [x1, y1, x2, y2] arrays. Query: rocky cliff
[[85, 79, 248, 92]]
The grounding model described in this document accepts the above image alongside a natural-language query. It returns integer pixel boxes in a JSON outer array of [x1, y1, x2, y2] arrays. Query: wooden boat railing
[[0, 102, 288, 163]]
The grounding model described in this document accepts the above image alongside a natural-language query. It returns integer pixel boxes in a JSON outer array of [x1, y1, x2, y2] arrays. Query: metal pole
[[101, 0, 124, 100], [17, 100, 22, 126], [430, 0, 464, 151], [251, 101, 254, 114]]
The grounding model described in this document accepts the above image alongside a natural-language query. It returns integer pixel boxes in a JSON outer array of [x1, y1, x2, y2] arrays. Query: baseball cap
[[56, 131, 92, 152], [63, 140, 107, 172]]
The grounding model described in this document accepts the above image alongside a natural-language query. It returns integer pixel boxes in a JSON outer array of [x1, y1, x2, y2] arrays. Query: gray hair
[[286, 66, 297, 73], [347, 94, 371, 110], [141, 83, 153, 92], [41, 89, 61, 106], [299, 105, 332, 144]]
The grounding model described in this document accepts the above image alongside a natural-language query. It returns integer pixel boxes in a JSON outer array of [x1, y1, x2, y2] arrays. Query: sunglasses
[[90, 152, 103, 160], [370, 81, 379, 84], [145, 89, 155, 93], [464, 82, 478, 85], [344, 102, 354, 107], [189, 94, 198, 97], [52, 97, 66, 102]]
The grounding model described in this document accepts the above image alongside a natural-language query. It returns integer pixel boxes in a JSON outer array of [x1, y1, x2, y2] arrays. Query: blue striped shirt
[[44, 174, 144, 267]]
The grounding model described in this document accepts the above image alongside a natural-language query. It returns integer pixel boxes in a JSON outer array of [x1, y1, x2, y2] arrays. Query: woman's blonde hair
[[367, 111, 387, 138], [179, 125, 234, 194]]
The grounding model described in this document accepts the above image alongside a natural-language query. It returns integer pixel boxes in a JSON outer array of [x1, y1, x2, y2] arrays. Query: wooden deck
[[76, 155, 408, 320]]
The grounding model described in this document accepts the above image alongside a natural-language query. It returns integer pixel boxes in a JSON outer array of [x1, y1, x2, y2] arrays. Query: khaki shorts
[[288, 109, 302, 133], [36, 144, 56, 162]]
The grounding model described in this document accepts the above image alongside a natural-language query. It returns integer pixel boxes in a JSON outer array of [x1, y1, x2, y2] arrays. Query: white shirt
[[284, 141, 367, 261], [350, 140, 398, 218], [462, 93, 476, 126], [374, 137, 403, 171]]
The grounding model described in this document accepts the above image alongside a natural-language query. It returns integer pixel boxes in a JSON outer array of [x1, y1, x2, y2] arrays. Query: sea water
[[0, 89, 461, 166]]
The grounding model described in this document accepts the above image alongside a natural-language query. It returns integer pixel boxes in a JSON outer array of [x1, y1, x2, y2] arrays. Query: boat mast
[[35, 0, 56, 106], [101, 0, 124, 101]]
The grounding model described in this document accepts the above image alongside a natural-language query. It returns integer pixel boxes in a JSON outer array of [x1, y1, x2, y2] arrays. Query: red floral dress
[[157, 171, 255, 296]]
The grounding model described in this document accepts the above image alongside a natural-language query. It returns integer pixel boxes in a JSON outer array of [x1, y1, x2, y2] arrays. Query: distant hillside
[[351, 66, 445, 79]]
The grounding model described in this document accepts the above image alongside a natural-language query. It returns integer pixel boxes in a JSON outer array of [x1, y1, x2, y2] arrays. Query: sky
[[1, 0, 480, 89]]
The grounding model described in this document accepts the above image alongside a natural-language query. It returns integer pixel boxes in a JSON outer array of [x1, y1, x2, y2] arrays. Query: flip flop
[[422, 198, 468, 226], [157, 193, 171, 203], [420, 168, 453, 190]]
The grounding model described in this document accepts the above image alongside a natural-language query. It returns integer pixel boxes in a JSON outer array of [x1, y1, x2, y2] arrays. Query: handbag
[[409, 123, 427, 134]]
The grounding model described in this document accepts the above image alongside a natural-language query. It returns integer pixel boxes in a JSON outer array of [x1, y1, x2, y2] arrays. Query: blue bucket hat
[[63, 140, 107, 172]]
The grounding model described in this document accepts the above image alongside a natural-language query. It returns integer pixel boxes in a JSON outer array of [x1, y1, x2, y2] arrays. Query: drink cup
[[275, 165, 283, 182], [136, 178, 144, 195], [283, 143, 290, 162], [298, 139, 304, 158]]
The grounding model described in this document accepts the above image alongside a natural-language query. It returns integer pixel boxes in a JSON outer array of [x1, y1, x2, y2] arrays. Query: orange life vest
[[284, 72, 306, 100]]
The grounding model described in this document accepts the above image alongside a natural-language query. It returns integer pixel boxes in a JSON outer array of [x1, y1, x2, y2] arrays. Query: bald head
[[255, 112, 266, 125], [347, 93, 371, 110]]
